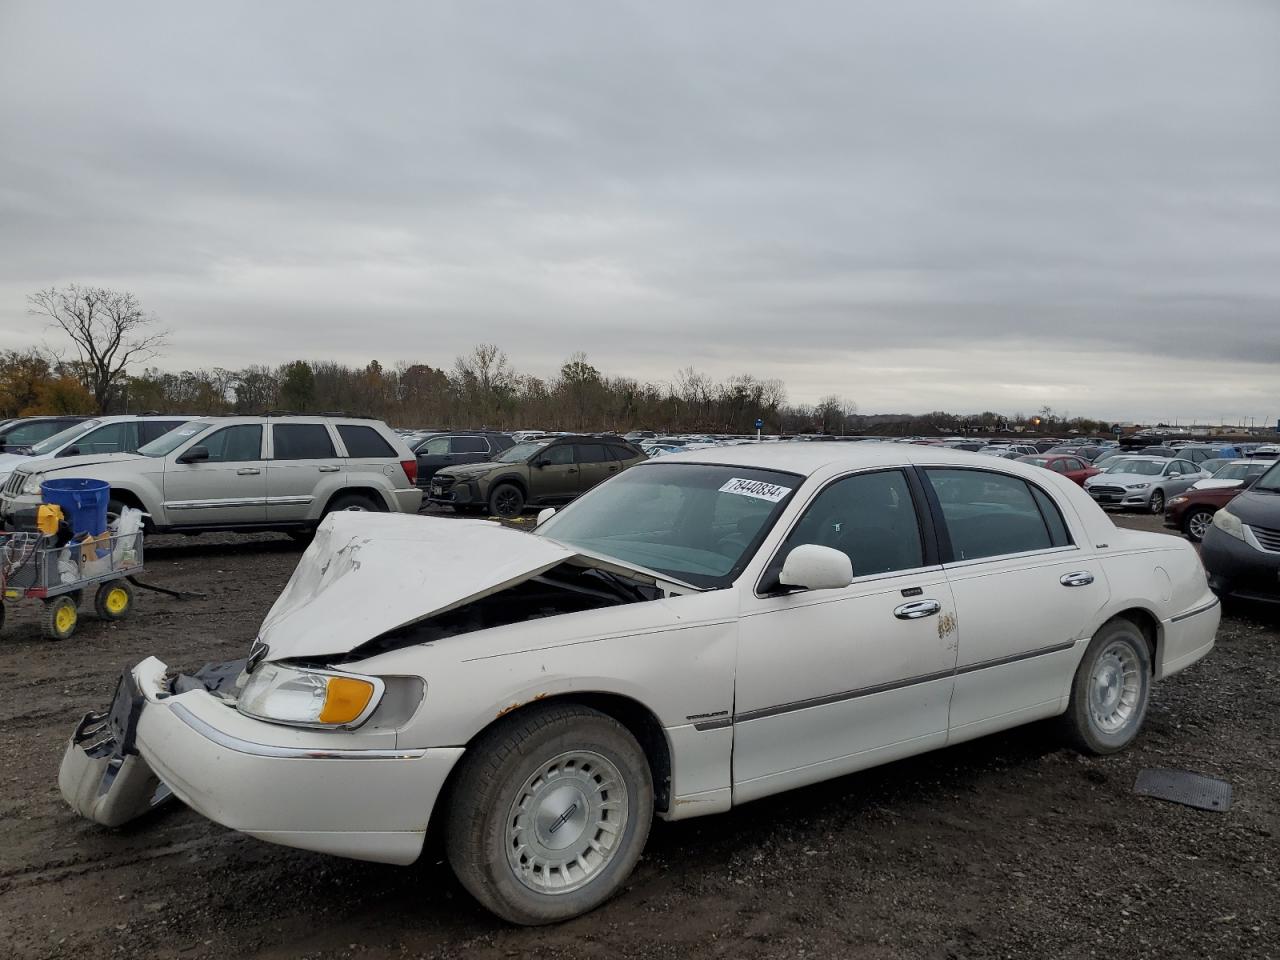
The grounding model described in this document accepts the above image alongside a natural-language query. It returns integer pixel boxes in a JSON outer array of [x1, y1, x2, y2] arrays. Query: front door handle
[[236, 467, 261, 476], [318, 465, 341, 473], [894, 599, 941, 620], [1060, 571, 1095, 587]]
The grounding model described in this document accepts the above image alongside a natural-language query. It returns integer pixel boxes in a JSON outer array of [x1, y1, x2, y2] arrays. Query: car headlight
[[1212, 506, 1245, 541], [1126, 483, 1149, 490], [237, 663, 384, 728], [1169, 496, 1188, 506], [21, 476, 43, 496]]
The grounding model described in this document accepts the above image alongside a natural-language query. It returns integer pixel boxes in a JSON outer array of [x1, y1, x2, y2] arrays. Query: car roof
[[650, 440, 1019, 476]]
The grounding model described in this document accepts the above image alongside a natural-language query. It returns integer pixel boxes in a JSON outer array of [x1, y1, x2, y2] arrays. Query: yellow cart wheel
[[94, 581, 134, 622], [43, 596, 78, 641]]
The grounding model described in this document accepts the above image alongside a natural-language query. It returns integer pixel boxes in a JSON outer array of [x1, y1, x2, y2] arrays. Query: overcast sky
[[1, 1, 1278, 424]]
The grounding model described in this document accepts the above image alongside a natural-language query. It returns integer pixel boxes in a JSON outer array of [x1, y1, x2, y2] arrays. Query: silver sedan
[[1083, 456, 1208, 513]]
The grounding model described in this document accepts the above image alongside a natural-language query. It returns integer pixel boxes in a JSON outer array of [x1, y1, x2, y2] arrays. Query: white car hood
[[258, 512, 690, 660], [1189, 478, 1241, 491]]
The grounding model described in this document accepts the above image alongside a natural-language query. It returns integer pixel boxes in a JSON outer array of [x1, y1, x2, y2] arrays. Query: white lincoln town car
[[60, 443, 1218, 924]]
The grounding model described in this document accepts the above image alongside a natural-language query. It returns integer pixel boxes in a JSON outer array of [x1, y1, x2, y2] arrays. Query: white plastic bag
[[111, 507, 145, 566]]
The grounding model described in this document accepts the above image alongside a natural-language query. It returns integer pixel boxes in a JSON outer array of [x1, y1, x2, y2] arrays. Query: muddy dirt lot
[[2, 511, 1278, 960]]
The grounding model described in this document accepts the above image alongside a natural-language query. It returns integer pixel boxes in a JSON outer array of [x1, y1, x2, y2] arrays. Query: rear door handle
[[893, 599, 941, 620], [236, 467, 261, 476], [318, 465, 341, 473], [1060, 571, 1094, 587]]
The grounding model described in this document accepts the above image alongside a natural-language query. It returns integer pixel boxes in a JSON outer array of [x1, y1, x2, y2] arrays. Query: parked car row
[[1, 415, 421, 537]]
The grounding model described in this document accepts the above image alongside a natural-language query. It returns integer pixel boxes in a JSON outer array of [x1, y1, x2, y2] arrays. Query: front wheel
[[1148, 490, 1165, 514], [488, 483, 525, 519], [42, 595, 78, 641], [1058, 618, 1152, 754], [445, 704, 654, 925], [94, 580, 134, 621], [1184, 507, 1215, 543]]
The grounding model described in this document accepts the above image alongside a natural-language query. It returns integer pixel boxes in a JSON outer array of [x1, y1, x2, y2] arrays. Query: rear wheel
[[488, 483, 525, 519], [42, 596, 78, 641], [1148, 490, 1165, 514], [445, 704, 653, 925], [1184, 507, 1215, 543], [1059, 618, 1152, 754], [94, 580, 134, 621]]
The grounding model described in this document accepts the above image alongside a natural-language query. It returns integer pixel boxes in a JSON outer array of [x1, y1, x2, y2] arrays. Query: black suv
[[428, 435, 647, 517], [410, 431, 515, 489]]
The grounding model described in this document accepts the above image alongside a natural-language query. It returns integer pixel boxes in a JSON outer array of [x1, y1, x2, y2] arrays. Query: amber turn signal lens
[[318, 676, 376, 724]]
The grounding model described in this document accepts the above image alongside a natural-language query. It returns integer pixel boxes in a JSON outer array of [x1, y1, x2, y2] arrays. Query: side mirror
[[177, 445, 210, 465], [1242, 475, 1259, 489], [58, 445, 80, 458], [536, 507, 556, 526], [779, 544, 853, 592], [533, 457, 547, 468]]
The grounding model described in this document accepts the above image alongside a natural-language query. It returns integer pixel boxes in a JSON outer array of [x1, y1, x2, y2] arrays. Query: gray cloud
[[1, 0, 1278, 422]]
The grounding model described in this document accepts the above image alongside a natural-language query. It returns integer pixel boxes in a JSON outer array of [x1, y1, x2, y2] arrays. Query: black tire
[[42, 595, 78, 641], [0, 602, 6, 634], [1183, 507, 1215, 543], [324, 492, 384, 515], [94, 580, 134, 621], [487, 483, 525, 519], [445, 703, 654, 925], [1058, 618, 1152, 755], [1148, 490, 1165, 515]]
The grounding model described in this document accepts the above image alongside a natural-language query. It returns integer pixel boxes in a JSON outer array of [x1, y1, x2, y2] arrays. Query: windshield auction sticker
[[719, 477, 791, 502]]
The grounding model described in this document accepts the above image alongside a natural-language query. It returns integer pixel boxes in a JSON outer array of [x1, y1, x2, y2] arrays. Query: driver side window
[[543, 445, 575, 466], [779, 470, 925, 578], [200, 425, 262, 463]]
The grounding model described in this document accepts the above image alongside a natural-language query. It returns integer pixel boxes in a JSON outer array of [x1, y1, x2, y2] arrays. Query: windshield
[[138, 421, 211, 457], [496, 440, 549, 463], [28, 420, 101, 455], [536, 462, 800, 588], [1105, 459, 1165, 476], [1254, 461, 1280, 493]]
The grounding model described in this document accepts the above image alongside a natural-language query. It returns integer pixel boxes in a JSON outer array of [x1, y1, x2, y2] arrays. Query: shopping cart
[[0, 530, 144, 640]]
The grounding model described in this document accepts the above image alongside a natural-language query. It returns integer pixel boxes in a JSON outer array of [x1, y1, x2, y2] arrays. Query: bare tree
[[28, 284, 168, 412]]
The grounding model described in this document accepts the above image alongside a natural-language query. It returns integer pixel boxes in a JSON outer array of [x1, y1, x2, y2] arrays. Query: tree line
[[5, 284, 1115, 436]]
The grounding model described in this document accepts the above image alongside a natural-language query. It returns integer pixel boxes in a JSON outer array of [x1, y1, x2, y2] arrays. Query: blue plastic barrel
[[40, 478, 110, 537]]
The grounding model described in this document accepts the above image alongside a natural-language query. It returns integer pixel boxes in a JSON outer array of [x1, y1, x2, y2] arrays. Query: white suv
[[1, 415, 422, 536], [0, 415, 193, 491]]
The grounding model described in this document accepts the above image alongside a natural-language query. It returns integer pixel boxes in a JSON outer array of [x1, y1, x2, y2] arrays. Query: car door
[[531, 444, 581, 503], [920, 467, 1109, 743], [1060, 457, 1089, 486], [574, 442, 620, 492], [733, 468, 958, 803], [266, 421, 341, 521], [162, 423, 267, 526], [414, 435, 453, 487], [450, 435, 492, 468], [1166, 459, 1202, 495]]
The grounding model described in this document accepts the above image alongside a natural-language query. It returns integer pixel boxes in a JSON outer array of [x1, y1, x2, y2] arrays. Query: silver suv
[[0, 415, 422, 537]]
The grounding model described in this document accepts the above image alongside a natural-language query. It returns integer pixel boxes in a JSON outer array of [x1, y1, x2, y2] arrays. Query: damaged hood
[[258, 512, 677, 660]]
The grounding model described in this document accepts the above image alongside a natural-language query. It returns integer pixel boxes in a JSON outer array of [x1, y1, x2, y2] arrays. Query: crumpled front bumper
[[59, 656, 464, 865]]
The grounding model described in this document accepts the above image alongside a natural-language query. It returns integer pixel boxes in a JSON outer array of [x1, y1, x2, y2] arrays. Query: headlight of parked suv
[[1211, 506, 1245, 542], [1125, 482, 1149, 490], [237, 663, 384, 728], [21, 476, 43, 496]]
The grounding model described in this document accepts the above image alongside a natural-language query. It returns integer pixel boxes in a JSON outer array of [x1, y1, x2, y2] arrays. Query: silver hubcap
[[1088, 640, 1143, 735], [505, 750, 628, 895], [1188, 512, 1212, 539], [1150, 494, 1163, 513]]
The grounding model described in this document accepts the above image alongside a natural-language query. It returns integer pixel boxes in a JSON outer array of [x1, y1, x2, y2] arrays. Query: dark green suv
[[427, 435, 647, 517]]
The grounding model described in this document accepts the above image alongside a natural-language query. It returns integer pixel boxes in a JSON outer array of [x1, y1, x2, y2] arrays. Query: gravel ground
[[1, 510, 1277, 960]]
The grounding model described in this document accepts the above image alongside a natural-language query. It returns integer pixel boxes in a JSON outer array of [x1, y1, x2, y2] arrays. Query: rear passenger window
[[609, 443, 639, 460], [576, 443, 610, 463], [139, 420, 186, 445], [779, 470, 925, 577], [450, 436, 489, 454], [272, 424, 336, 460], [925, 469, 1066, 561], [337, 424, 396, 458]]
